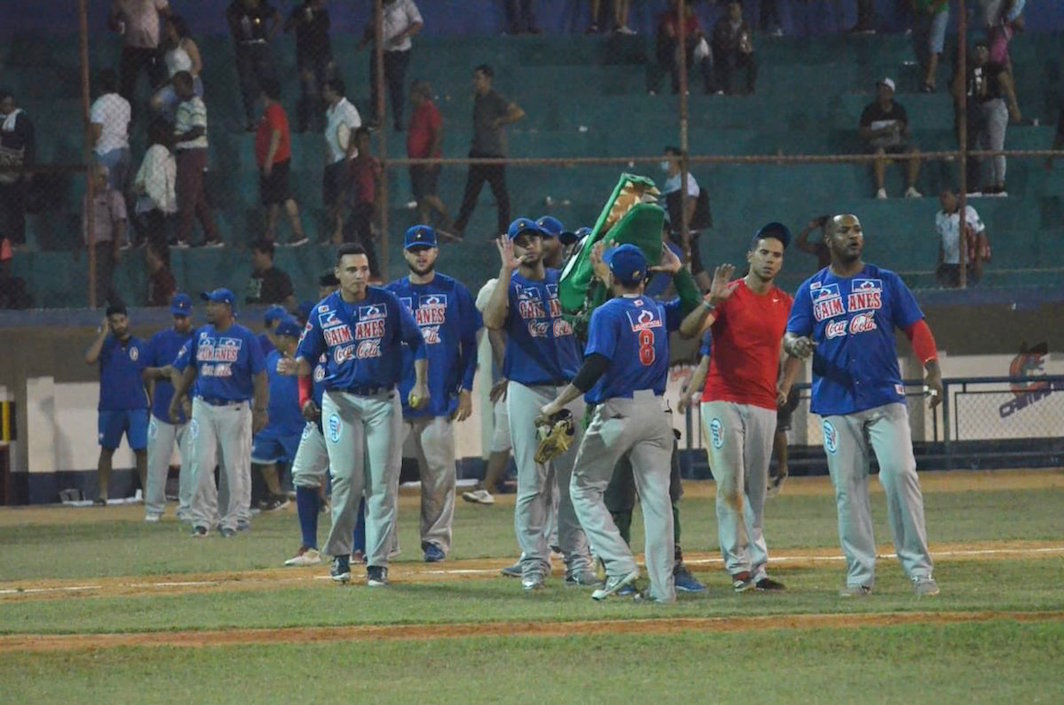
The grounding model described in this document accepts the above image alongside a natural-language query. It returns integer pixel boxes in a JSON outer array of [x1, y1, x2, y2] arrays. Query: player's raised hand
[[452, 389, 473, 422], [708, 263, 736, 303], [649, 243, 683, 275], [589, 241, 610, 281], [489, 378, 509, 403], [496, 236, 522, 271]]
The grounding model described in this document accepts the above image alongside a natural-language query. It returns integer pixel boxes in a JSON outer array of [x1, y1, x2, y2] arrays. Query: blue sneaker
[[616, 583, 638, 597], [330, 555, 351, 584], [674, 565, 707, 593], [424, 544, 446, 563]]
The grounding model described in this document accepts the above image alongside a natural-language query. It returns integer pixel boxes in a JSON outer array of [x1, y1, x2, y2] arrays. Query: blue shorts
[[251, 429, 302, 465], [98, 409, 149, 451]]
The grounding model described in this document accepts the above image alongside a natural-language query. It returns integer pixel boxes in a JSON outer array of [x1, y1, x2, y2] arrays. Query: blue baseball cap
[[751, 222, 792, 250], [170, 292, 193, 317], [604, 244, 647, 286], [201, 288, 236, 306], [560, 226, 590, 246], [263, 304, 287, 325], [274, 315, 302, 338], [405, 225, 438, 250], [506, 217, 546, 240], [535, 216, 564, 238]]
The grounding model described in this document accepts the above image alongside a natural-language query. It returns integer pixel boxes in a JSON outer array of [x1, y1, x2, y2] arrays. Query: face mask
[[660, 161, 670, 173]]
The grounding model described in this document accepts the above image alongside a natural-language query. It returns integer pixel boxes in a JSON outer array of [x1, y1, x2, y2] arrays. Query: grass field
[[1, 471, 1063, 704]]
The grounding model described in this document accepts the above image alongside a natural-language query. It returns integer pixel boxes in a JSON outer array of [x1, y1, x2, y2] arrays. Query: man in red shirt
[[256, 79, 307, 246], [678, 222, 798, 592], [407, 80, 454, 237], [345, 126, 381, 279]]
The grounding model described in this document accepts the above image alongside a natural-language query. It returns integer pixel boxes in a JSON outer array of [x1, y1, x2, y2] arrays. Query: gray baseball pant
[[821, 402, 934, 588], [291, 422, 329, 488], [976, 98, 1009, 186], [507, 381, 593, 580], [570, 392, 676, 603], [187, 398, 253, 532], [702, 401, 777, 581], [403, 416, 457, 555], [145, 416, 193, 517], [320, 389, 402, 566]]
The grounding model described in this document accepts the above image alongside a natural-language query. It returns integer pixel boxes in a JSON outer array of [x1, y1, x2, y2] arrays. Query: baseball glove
[[534, 409, 576, 464]]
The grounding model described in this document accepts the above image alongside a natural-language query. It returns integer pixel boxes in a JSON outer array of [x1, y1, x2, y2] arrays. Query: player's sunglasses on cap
[[751, 222, 792, 249], [404, 225, 438, 250], [263, 304, 287, 325], [604, 243, 647, 285], [274, 315, 302, 338], [535, 215, 564, 238], [201, 288, 236, 306], [507, 217, 547, 240], [170, 292, 193, 317]]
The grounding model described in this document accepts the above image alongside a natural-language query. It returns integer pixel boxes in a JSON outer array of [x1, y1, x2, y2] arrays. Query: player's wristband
[[702, 299, 716, 312]]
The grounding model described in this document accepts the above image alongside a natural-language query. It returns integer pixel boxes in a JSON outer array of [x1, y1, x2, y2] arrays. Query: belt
[[526, 380, 568, 388], [336, 385, 393, 397], [199, 396, 247, 407]]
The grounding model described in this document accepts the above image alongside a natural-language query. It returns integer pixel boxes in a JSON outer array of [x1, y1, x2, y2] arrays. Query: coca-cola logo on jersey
[[356, 340, 382, 359], [824, 313, 878, 340]]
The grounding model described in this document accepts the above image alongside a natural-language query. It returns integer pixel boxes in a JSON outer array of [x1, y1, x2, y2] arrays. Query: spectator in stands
[[452, 65, 525, 240], [988, 2, 1025, 72], [322, 78, 361, 244], [952, 40, 1020, 197], [859, 77, 922, 199], [712, 1, 757, 95], [256, 79, 307, 246], [109, 0, 170, 110], [652, 0, 714, 95], [90, 69, 132, 193], [408, 80, 454, 235], [661, 146, 712, 290], [227, 0, 281, 132], [81, 165, 128, 306], [133, 120, 177, 250], [505, 0, 540, 35], [172, 71, 221, 248], [150, 14, 203, 123], [935, 189, 991, 287], [145, 240, 176, 306], [912, 0, 949, 93], [794, 215, 832, 270], [0, 90, 35, 251], [284, 0, 334, 134], [588, 0, 633, 34], [359, 0, 423, 133], [84, 302, 150, 505], [246, 238, 296, 309], [1044, 108, 1064, 171], [345, 127, 383, 278]]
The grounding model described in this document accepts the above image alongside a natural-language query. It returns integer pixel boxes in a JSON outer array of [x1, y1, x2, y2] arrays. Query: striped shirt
[[174, 97, 208, 150]]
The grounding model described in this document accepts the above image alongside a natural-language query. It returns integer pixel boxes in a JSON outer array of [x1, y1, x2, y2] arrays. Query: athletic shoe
[[144, 513, 162, 523], [261, 494, 290, 512], [912, 576, 940, 597], [172, 240, 190, 249], [616, 583, 638, 597], [367, 566, 389, 587], [93, 497, 107, 507], [461, 488, 495, 505], [331, 556, 351, 583], [424, 544, 446, 563], [732, 571, 756, 593], [592, 570, 639, 601], [219, 527, 237, 538], [673, 565, 707, 593], [501, 561, 523, 578], [192, 525, 209, 538], [284, 547, 322, 567], [521, 573, 545, 591], [351, 549, 366, 565], [875, 188, 888, 200], [755, 577, 786, 591], [287, 236, 309, 247], [564, 570, 602, 588], [202, 239, 224, 248], [904, 186, 923, 199], [840, 584, 873, 597]]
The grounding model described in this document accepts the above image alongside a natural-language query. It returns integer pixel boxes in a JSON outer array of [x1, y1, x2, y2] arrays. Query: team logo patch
[[709, 418, 724, 449], [625, 307, 662, 332], [189, 418, 199, 440], [823, 420, 838, 455], [318, 309, 340, 328], [129, 347, 139, 362], [358, 304, 387, 321], [812, 284, 845, 321], [327, 413, 342, 444]]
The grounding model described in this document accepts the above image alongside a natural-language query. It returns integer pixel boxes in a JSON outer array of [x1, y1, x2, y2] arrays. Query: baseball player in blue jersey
[[169, 288, 269, 538], [482, 217, 595, 591], [386, 225, 481, 562], [143, 293, 196, 522], [541, 244, 687, 602], [252, 316, 305, 511], [784, 213, 942, 597], [259, 305, 287, 357], [84, 303, 150, 505], [279, 243, 428, 587]]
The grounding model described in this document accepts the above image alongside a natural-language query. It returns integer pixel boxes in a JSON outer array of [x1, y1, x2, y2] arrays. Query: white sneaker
[[592, 569, 639, 601], [284, 547, 322, 567], [462, 488, 495, 505], [875, 188, 888, 199], [904, 186, 923, 198], [144, 513, 161, 523]]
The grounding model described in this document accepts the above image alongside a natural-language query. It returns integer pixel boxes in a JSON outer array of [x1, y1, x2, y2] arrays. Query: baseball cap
[[263, 304, 287, 325], [404, 224, 438, 250], [560, 226, 591, 246], [201, 288, 236, 306], [506, 217, 546, 240], [535, 216, 564, 238], [604, 244, 647, 286], [170, 292, 193, 317], [877, 77, 895, 92], [274, 315, 302, 338], [751, 222, 792, 249]]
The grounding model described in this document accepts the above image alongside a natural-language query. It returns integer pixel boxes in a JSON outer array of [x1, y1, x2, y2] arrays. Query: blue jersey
[[503, 269, 582, 386], [386, 273, 481, 418], [146, 327, 194, 422], [262, 349, 305, 437], [258, 333, 275, 357], [583, 295, 683, 404], [98, 336, 150, 411], [311, 353, 328, 408], [188, 323, 267, 402], [786, 264, 924, 416], [296, 287, 426, 392]]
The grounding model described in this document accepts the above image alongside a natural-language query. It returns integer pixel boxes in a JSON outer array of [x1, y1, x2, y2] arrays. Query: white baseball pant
[[187, 398, 253, 533]]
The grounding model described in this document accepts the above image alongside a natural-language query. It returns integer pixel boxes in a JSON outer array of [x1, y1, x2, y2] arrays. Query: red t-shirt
[[255, 103, 291, 167], [661, 11, 701, 37], [702, 280, 793, 410], [407, 100, 442, 159], [350, 154, 381, 205]]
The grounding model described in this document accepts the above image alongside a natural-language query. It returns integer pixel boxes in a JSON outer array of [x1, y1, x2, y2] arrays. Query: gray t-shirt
[[471, 89, 510, 157]]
